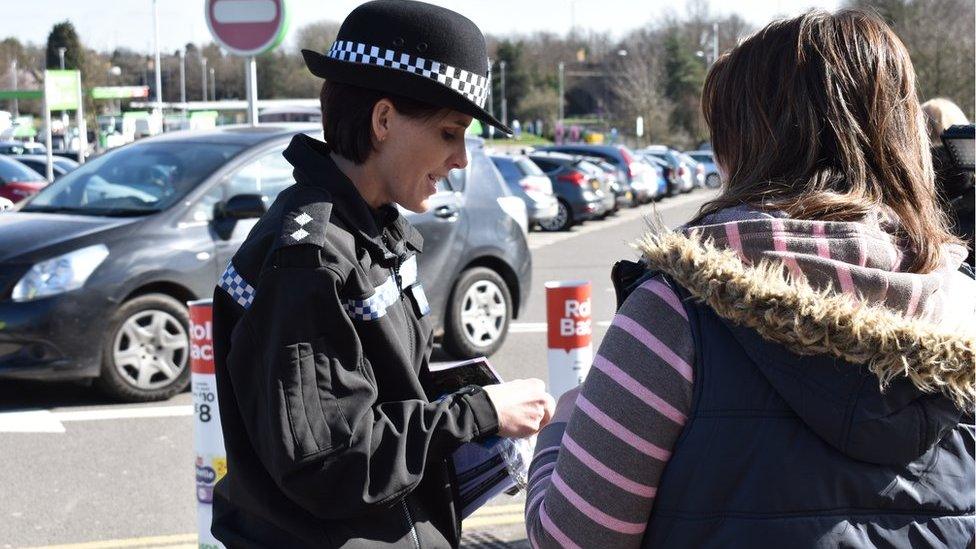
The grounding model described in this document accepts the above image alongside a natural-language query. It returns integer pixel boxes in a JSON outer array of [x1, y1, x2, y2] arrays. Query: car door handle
[[433, 205, 459, 219]]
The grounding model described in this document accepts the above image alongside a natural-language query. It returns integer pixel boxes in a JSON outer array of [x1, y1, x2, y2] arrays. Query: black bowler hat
[[302, 0, 511, 135]]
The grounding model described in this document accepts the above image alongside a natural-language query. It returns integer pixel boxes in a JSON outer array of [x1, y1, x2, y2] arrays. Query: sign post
[[43, 69, 82, 181], [188, 299, 225, 549], [205, 0, 290, 126], [545, 280, 593, 400]]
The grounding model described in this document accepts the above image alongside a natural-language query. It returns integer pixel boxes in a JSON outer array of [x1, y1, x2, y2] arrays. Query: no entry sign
[[205, 0, 290, 57]]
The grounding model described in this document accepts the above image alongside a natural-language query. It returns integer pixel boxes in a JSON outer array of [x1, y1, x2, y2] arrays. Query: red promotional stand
[[545, 281, 593, 399], [188, 299, 225, 548]]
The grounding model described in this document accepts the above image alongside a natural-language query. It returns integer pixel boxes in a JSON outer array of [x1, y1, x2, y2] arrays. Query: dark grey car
[[528, 152, 606, 231], [0, 126, 530, 401]]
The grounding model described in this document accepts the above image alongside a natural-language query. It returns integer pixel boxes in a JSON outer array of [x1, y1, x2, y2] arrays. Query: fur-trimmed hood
[[635, 216, 975, 411]]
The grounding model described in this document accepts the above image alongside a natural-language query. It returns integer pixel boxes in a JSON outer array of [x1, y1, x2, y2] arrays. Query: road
[[0, 189, 715, 549]]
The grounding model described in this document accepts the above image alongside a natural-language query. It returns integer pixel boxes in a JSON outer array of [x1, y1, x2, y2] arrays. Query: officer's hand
[[483, 379, 555, 438]]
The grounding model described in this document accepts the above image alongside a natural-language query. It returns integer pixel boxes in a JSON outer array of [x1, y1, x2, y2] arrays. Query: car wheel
[[96, 293, 191, 402], [538, 199, 572, 232], [706, 174, 721, 189], [442, 267, 512, 359]]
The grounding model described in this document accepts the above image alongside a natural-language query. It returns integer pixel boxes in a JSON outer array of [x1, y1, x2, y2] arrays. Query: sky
[[1, 0, 841, 54]]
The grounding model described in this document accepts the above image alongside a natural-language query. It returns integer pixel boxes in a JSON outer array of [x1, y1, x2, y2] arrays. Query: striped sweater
[[524, 207, 974, 548]]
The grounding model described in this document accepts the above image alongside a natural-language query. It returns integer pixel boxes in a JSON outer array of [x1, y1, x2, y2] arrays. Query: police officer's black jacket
[[211, 134, 500, 548]]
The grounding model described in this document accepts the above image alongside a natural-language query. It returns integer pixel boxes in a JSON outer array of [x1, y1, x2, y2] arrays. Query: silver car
[[489, 154, 559, 226]]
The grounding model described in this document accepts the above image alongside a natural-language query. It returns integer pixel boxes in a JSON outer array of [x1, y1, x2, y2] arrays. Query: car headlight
[[11, 244, 110, 302]]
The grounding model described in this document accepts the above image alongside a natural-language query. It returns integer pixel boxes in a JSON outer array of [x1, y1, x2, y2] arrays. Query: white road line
[[0, 405, 193, 434], [55, 405, 193, 422], [0, 410, 66, 433]]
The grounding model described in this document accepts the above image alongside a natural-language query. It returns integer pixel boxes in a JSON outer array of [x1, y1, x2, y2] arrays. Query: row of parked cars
[[0, 140, 80, 208], [489, 144, 719, 231]]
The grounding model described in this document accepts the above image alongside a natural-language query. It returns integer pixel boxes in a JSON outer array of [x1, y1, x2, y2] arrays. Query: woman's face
[[371, 103, 471, 213]]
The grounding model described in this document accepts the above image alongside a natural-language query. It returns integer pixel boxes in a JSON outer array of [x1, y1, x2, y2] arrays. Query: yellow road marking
[[468, 503, 524, 516], [463, 512, 525, 529], [23, 533, 197, 549], [23, 505, 527, 547]]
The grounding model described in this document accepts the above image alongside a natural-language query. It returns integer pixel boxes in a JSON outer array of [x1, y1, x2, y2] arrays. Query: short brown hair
[[320, 81, 444, 164], [697, 9, 960, 273]]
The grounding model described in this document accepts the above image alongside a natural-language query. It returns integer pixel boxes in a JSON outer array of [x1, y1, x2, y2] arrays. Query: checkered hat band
[[327, 40, 489, 109], [218, 262, 256, 310]]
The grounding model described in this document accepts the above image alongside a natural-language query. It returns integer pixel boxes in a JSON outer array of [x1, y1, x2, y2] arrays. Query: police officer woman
[[210, 2, 554, 547]]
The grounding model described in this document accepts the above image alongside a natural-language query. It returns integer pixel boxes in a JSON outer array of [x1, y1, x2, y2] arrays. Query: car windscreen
[[23, 141, 244, 215], [689, 153, 712, 163], [0, 156, 44, 183], [514, 157, 544, 176]]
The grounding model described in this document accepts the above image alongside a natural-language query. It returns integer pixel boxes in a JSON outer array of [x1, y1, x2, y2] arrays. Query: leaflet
[[428, 357, 531, 519]]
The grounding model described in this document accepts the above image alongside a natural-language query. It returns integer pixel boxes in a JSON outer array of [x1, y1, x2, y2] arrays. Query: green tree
[[492, 40, 529, 124], [45, 21, 84, 70], [662, 31, 705, 142]]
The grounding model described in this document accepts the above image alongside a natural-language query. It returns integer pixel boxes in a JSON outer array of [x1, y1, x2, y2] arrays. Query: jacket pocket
[[279, 337, 352, 459]]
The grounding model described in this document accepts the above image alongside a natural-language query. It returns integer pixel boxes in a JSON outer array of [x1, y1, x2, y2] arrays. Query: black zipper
[[385, 234, 417, 370], [400, 497, 421, 549]]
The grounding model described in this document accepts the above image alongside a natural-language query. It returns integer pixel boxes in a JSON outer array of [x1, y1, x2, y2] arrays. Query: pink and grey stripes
[[691, 217, 941, 319], [525, 275, 694, 549]]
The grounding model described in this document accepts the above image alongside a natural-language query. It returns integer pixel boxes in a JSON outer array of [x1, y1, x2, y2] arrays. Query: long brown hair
[[697, 9, 960, 273]]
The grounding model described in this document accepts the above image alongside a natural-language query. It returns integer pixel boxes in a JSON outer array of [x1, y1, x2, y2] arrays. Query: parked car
[[679, 152, 706, 188], [580, 156, 633, 211], [528, 151, 607, 231], [0, 125, 530, 401], [12, 155, 79, 180], [686, 149, 721, 188], [642, 155, 671, 197], [535, 144, 658, 203], [576, 157, 620, 215], [0, 155, 47, 202], [489, 154, 559, 228], [642, 146, 695, 194], [407, 138, 531, 358], [0, 140, 46, 156]]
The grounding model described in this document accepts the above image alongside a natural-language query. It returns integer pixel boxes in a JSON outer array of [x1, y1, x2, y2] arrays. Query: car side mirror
[[215, 193, 266, 220]]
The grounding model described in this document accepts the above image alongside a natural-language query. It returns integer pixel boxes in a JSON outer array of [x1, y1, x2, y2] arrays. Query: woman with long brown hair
[[525, 9, 974, 548]]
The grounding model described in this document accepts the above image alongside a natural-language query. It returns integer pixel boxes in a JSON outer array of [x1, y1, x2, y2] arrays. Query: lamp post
[[179, 49, 186, 109], [712, 22, 719, 63], [10, 59, 17, 117], [152, 0, 163, 118], [57, 47, 69, 133], [209, 67, 216, 102], [201, 55, 208, 101], [499, 60, 507, 127], [558, 61, 564, 126]]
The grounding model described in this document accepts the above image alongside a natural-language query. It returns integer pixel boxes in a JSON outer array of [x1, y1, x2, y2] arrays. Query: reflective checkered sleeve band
[[219, 262, 256, 310], [327, 40, 490, 109], [344, 255, 420, 321]]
